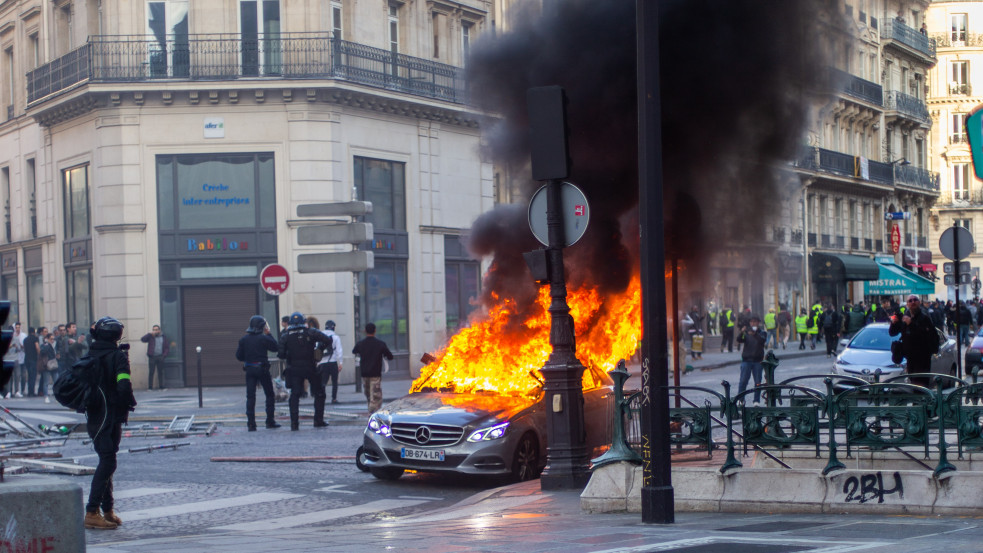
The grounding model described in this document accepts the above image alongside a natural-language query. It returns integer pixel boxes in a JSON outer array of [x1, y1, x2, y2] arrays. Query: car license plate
[[400, 447, 445, 461]]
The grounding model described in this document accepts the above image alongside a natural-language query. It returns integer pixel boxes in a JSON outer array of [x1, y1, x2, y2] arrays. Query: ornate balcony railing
[[930, 32, 983, 48], [951, 135, 969, 145], [885, 90, 930, 124], [27, 33, 467, 106], [882, 20, 937, 59], [795, 146, 939, 193], [832, 68, 883, 106], [895, 164, 941, 192]]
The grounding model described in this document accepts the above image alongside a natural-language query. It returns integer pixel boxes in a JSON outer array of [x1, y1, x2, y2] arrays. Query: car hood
[[378, 391, 540, 426], [837, 348, 901, 371]]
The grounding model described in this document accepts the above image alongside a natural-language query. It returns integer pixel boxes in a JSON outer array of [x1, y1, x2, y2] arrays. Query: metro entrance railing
[[601, 356, 983, 478]]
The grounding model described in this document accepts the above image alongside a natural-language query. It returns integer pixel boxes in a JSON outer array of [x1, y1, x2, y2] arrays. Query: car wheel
[[355, 446, 370, 472], [511, 432, 541, 482], [370, 467, 404, 481]]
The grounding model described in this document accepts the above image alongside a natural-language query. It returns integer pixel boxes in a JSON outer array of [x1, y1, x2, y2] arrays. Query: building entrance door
[[182, 285, 258, 386]]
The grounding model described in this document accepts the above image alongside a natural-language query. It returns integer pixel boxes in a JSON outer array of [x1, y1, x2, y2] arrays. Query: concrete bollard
[[0, 474, 85, 553]]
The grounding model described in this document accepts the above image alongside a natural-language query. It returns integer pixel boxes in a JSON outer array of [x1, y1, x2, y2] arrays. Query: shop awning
[[864, 262, 936, 296], [811, 253, 880, 282]]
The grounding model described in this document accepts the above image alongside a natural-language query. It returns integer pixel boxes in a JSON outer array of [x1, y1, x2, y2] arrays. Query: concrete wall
[[0, 475, 84, 553], [582, 463, 983, 516]]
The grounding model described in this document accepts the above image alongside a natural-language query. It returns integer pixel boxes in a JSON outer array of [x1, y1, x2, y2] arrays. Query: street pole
[[195, 346, 203, 408], [526, 86, 590, 490], [637, 0, 674, 524], [955, 227, 963, 380]]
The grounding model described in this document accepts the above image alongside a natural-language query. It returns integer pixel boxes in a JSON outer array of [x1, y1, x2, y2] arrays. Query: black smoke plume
[[465, 0, 843, 314]]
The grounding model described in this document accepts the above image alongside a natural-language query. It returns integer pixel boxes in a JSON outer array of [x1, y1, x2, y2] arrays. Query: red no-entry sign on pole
[[260, 263, 290, 296]]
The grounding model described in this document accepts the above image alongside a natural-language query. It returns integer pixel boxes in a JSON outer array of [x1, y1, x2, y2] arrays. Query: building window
[[433, 12, 441, 58], [26, 159, 36, 238], [1, 272, 17, 323], [389, 4, 400, 53], [444, 235, 480, 333], [952, 113, 968, 144], [331, 1, 343, 38], [26, 271, 41, 331], [240, 0, 281, 76], [3, 47, 12, 119], [462, 21, 472, 62], [30, 34, 39, 69], [951, 61, 969, 95], [952, 13, 968, 43], [63, 165, 90, 239], [66, 267, 92, 333], [954, 163, 970, 201], [147, 0, 190, 77], [354, 157, 406, 231], [956, 218, 972, 231], [1, 166, 9, 242]]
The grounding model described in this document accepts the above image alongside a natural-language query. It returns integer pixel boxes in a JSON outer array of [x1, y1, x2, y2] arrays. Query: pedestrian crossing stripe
[[113, 488, 182, 500], [210, 498, 429, 531], [124, 492, 303, 521]]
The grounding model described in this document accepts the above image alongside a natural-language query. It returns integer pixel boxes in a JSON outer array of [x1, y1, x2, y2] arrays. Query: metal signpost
[[940, 225, 975, 379]]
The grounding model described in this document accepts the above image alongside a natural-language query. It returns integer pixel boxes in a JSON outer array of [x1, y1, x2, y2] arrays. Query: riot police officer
[[277, 312, 328, 430], [84, 317, 137, 530], [236, 316, 281, 431]]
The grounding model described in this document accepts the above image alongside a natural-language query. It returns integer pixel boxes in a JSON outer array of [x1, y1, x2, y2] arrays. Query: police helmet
[[246, 315, 267, 334], [324, 320, 336, 331], [91, 317, 124, 342], [288, 312, 306, 326]]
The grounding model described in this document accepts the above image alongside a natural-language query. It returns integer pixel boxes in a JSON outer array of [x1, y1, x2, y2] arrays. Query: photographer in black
[[84, 317, 137, 530], [888, 295, 939, 388], [277, 312, 328, 430], [236, 316, 281, 431]]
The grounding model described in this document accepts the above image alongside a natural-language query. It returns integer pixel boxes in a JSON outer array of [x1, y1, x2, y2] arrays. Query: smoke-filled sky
[[465, 0, 844, 317]]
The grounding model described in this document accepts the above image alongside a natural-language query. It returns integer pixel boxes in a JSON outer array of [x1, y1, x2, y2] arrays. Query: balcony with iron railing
[[795, 146, 938, 193], [27, 33, 467, 106], [930, 32, 983, 49], [950, 134, 969, 146], [881, 20, 937, 60], [832, 68, 883, 106], [885, 90, 930, 124]]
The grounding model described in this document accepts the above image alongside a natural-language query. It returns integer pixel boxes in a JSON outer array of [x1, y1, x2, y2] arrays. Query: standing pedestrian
[[795, 308, 809, 350], [889, 295, 940, 388], [13, 322, 26, 396], [83, 317, 137, 530], [318, 320, 344, 404], [776, 304, 791, 350], [3, 323, 22, 398], [821, 305, 841, 358], [277, 312, 328, 431], [737, 315, 767, 405], [236, 316, 281, 431], [352, 322, 394, 414], [37, 332, 57, 402], [22, 327, 38, 397], [140, 325, 170, 390], [764, 308, 777, 349], [720, 307, 735, 353], [807, 305, 820, 349]]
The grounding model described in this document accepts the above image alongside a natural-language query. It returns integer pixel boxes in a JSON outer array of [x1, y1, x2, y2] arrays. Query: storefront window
[[63, 165, 89, 239], [360, 260, 408, 350], [67, 268, 92, 333], [2, 274, 17, 323], [157, 153, 275, 231]]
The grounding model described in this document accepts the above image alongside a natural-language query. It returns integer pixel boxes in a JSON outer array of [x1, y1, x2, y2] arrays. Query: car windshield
[[848, 326, 899, 351]]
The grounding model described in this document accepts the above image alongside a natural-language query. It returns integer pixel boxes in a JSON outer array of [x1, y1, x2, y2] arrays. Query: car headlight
[[367, 415, 391, 437], [467, 421, 510, 442]]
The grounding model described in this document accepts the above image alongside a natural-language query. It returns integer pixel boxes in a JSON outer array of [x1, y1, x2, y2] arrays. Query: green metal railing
[[601, 354, 983, 479]]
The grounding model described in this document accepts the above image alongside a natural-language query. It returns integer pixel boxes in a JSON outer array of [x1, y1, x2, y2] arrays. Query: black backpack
[[317, 333, 335, 362], [52, 352, 107, 413]]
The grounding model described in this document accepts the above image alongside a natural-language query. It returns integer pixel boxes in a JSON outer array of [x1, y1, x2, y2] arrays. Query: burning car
[[360, 363, 614, 481]]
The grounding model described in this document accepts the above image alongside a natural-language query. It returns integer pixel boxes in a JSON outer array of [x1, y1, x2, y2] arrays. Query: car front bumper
[[361, 431, 520, 476]]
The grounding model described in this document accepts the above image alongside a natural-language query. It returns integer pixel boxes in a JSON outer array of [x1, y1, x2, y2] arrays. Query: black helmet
[[91, 317, 124, 342], [246, 315, 267, 334], [288, 312, 305, 326], [325, 320, 336, 331]]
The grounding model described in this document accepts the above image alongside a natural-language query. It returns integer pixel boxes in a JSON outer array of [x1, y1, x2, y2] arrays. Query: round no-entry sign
[[260, 263, 290, 296]]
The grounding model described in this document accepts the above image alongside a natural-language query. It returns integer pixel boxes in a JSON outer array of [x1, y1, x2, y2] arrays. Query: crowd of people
[[0, 322, 88, 402]]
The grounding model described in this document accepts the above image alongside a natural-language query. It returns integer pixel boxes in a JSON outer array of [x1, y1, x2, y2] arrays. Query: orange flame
[[411, 275, 642, 396]]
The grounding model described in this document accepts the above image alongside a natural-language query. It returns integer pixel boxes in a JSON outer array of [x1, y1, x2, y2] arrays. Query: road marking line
[[124, 492, 302, 521], [315, 485, 357, 494], [398, 495, 443, 501], [210, 498, 428, 531], [114, 487, 181, 499]]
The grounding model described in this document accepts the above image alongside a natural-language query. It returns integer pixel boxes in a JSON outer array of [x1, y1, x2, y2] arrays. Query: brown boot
[[103, 510, 122, 526], [84, 511, 118, 530]]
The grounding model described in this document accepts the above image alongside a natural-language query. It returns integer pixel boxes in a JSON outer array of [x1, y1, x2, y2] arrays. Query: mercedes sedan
[[833, 322, 957, 385], [359, 364, 615, 481]]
